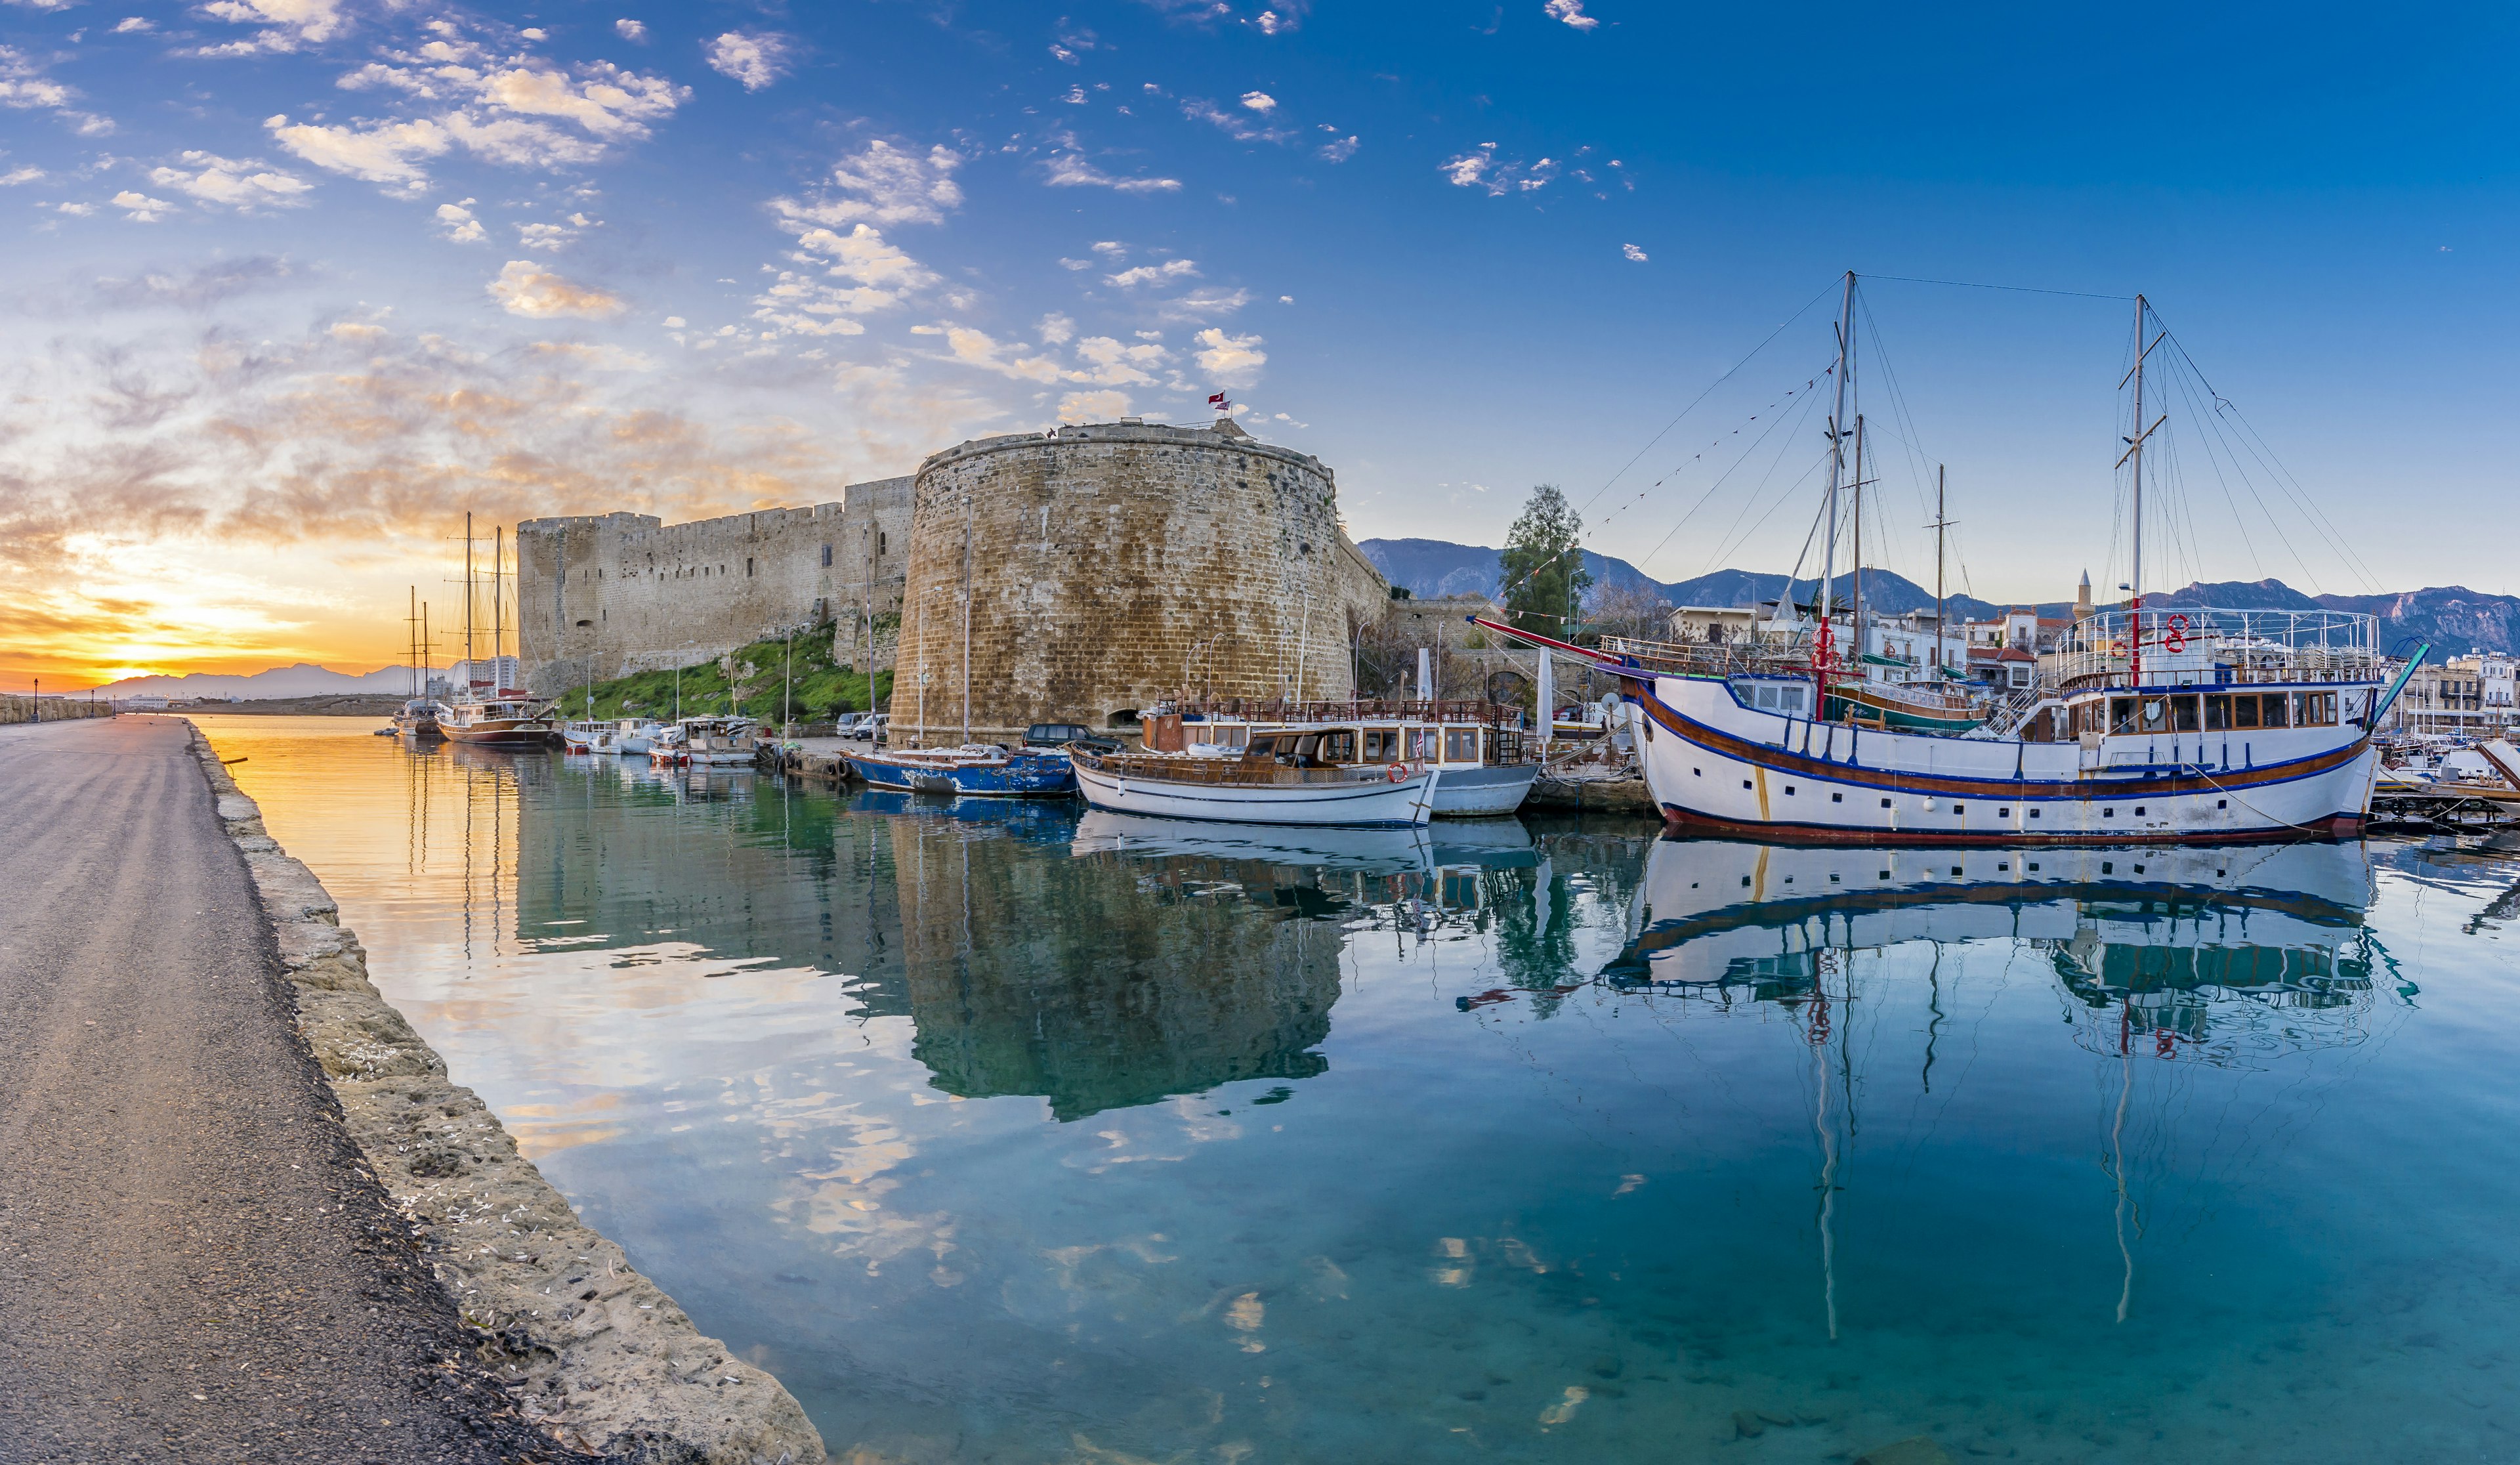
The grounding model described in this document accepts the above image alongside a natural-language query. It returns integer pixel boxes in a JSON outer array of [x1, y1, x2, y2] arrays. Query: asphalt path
[[0, 717, 568, 1464]]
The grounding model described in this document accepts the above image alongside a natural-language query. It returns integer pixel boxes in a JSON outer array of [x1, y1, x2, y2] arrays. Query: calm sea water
[[198, 716, 2520, 1464]]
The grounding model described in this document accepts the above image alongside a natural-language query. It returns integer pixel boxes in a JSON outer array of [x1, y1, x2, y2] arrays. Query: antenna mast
[[1818, 270, 1855, 681]]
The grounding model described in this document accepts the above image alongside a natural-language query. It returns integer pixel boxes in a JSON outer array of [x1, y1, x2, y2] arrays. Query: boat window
[[2262, 693, 2292, 729], [1293, 734, 1322, 765], [1318, 731, 1356, 763], [2309, 692, 2338, 725], [2139, 698, 2169, 733], [2173, 696, 2200, 732], [2204, 694, 2229, 731], [1480, 728, 1498, 762], [2109, 697, 2137, 734], [2233, 695, 2261, 729], [1362, 729, 1387, 761], [1754, 685, 1780, 710], [1446, 728, 1477, 762]]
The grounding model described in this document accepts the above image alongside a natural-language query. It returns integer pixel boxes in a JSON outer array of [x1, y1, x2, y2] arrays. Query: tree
[[1498, 484, 1592, 636]]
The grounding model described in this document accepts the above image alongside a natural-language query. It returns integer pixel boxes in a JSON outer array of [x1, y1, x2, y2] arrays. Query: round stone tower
[[887, 418, 1389, 746]]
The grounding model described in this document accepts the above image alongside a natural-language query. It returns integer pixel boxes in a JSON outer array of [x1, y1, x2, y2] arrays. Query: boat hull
[[442, 722, 553, 748], [1073, 760, 1438, 827], [1429, 762, 1538, 817], [842, 750, 1075, 796], [1628, 673, 2380, 845]]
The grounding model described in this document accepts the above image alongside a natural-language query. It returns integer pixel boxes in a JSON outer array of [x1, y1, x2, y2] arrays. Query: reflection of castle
[[891, 818, 1347, 1121]]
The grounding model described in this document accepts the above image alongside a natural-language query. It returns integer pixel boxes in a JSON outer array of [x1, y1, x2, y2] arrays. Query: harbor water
[[199, 716, 2520, 1463]]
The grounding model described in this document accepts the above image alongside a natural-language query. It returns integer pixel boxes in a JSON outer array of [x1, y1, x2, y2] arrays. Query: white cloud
[[0, 165, 45, 185], [1240, 91, 1276, 113], [1059, 389, 1131, 422], [0, 45, 110, 135], [200, 0, 346, 50], [1106, 259, 1198, 287], [1317, 134, 1358, 163], [488, 259, 623, 318], [467, 61, 681, 137], [147, 152, 313, 211], [438, 112, 605, 169], [1194, 327, 1265, 385], [1057, 257, 1093, 270], [54, 200, 93, 215], [1043, 133, 1181, 193], [436, 201, 485, 242], [942, 326, 1066, 383], [1621, 242, 1647, 262], [110, 190, 177, 223], [1072, 334, 1170, 385], [1253, 9, 1298, 34], [1544, 0, 1599, 29], [772, 140, 963, 230], [1156, 287, 1251, 324], [1038, 312, 1076, 345], [266, 114, 450, 188], [705, 30, 793, 91], [4, 0, 79, 10], [113, 17, 154, 32], [751, 223, 940, 337], [517, 221, 576, 249], [1091, 240, 1127, 257], [615, 18, 646, 41], [1183, 96, 1290, 143], [1438, 143, 1560, 196]]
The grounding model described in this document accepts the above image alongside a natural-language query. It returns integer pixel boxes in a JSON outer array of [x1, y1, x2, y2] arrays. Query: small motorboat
[[650, 715, 760, 767], [1071, 731, 1440, 828], [613, 718, 664, 755], [841, 742, 1076, 797], [559, 719, 620, 754]]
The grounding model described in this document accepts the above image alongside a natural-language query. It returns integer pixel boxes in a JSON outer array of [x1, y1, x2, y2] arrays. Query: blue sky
[[1, 0, 2511, 681]]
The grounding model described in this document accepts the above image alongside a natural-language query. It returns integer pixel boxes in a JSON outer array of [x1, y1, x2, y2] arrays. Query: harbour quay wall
[[1, 695, 115, 725], [889, 419, 1389, 746], [514, 478, 912, 696]]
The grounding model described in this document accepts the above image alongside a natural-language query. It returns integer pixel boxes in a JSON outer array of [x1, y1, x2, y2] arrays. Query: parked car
[[860, 713, 891, 744], [1025, 722, 1120, 753], [833, 711, 870, 737]]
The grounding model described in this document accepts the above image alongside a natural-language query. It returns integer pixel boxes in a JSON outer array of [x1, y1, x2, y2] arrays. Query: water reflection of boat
[[1606, 838, 2376, 1041], [1072, 809, 1437, 874]]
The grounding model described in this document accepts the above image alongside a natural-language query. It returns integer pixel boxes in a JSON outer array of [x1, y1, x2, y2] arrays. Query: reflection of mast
[[1922, 945, 1944, 1093], [2110, 999, 2135, 1323], [1809, 963, 1839, 1342]]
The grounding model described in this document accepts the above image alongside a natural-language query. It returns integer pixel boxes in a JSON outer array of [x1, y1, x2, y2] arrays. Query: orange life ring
[[1386, 762, 1410, 783]]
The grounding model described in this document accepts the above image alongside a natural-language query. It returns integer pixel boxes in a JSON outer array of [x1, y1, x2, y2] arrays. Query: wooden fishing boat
[[1071, 730, 1441, 827], [441, 695, 555, 748], [1143, 700, 1534, 817], [841, 743, 1076, 797]]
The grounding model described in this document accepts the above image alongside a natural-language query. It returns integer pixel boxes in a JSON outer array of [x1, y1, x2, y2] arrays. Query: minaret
[[2074, 568, 2093, 623]]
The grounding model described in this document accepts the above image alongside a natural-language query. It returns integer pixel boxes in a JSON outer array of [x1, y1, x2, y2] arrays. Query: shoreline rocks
[[186, 723, 827, 1465]]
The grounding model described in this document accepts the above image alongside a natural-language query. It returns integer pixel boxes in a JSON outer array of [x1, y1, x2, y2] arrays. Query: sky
[[2, 0, 2514, 687]]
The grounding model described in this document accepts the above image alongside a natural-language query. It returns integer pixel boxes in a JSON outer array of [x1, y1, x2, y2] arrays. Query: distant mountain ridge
[[103, 663, 414, 700], [1358, 540, 2520, 655]]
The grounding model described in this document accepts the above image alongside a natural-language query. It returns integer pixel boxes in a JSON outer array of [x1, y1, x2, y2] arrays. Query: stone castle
[[516, 417, 1391, 742]]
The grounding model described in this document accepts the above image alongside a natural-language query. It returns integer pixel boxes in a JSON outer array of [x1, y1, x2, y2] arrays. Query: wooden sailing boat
[[1480, 276, 2424, 843]]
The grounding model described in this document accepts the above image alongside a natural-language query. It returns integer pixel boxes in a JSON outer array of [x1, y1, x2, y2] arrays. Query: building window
[[747, 557, 755, 577], [822, 543, 833, 567]]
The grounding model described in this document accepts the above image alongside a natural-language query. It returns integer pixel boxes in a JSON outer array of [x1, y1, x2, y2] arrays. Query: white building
[[445, 656, 523, 694]]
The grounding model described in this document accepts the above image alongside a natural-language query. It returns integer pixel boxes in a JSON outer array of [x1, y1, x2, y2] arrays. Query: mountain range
[[1358, 539, 2520, 656], [103, 663, 418, 700]]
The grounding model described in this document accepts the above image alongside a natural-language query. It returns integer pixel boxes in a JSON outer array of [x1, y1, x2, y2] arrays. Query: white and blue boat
[[842, 742, 1077, 797]]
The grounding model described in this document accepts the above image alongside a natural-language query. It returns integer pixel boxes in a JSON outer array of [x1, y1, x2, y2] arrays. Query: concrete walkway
[[0, 718, 561, 1464]]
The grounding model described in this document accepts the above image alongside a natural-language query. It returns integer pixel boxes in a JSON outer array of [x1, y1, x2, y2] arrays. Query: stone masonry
[[514, 478, 912, 696], [889, 418, 1388, 746]]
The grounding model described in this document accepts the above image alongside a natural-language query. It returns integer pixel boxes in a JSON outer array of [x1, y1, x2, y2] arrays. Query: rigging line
[[1700, 452, 1832, 582], [2150, 324, 2382, 593], [1630, 375, 1829, 574], [2162, 362, 2268, 581], [1852, 287, 1959, 589], [2163, 351, 2318, 593], [1591, 356, 1840, 537], [1862, 272, 2133, 302], [1576, 276, 1841, 519]]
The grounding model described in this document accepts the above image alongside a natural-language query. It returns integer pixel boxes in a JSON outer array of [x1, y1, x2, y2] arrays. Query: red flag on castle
[[1208, 392, 1230, 414]]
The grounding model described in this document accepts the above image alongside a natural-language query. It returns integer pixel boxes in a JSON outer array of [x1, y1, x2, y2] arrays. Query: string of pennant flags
[[1490, 359, 1839, 624]]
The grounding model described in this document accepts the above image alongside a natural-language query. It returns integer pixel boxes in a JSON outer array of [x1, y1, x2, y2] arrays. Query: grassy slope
[[544, 633, 894, 725]]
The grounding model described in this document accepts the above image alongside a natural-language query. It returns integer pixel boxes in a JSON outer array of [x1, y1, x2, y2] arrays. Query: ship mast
[[492, 526, 505, 690], [463, 511, 476, 683], [1818, 270, 1855, 682], [1851, 414, 1866, 671], [2118, 295, 2164, 690], [1931, 466, 1950, 683]]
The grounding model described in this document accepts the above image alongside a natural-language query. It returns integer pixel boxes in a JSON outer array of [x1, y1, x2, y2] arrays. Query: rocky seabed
[[188, 726, 828, 1465]]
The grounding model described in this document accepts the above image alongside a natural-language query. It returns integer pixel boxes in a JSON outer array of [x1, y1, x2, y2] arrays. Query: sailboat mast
[[492, 526, 505, 686], [1933, 466, 1948, 681], [463, 511, 475, 679], [1819, 270, 1855, 674], [2126, 294, 2151, 690], [409, 585, 420, 698], [1851, 414, 1866, 668]]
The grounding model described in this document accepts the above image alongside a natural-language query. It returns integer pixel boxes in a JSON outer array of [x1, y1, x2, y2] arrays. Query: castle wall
[[516, 479, 912, 694], [886, 420, 1388, 746]]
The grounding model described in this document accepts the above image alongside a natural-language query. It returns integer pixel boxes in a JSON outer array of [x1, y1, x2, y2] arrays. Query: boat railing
[[2048, 606, 2386, 692], [1173, 698, 1528, 729], [1977, 686, 2053, 738], [1595, 636, 1789, 679], [1083, 751, 1400, 787]]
